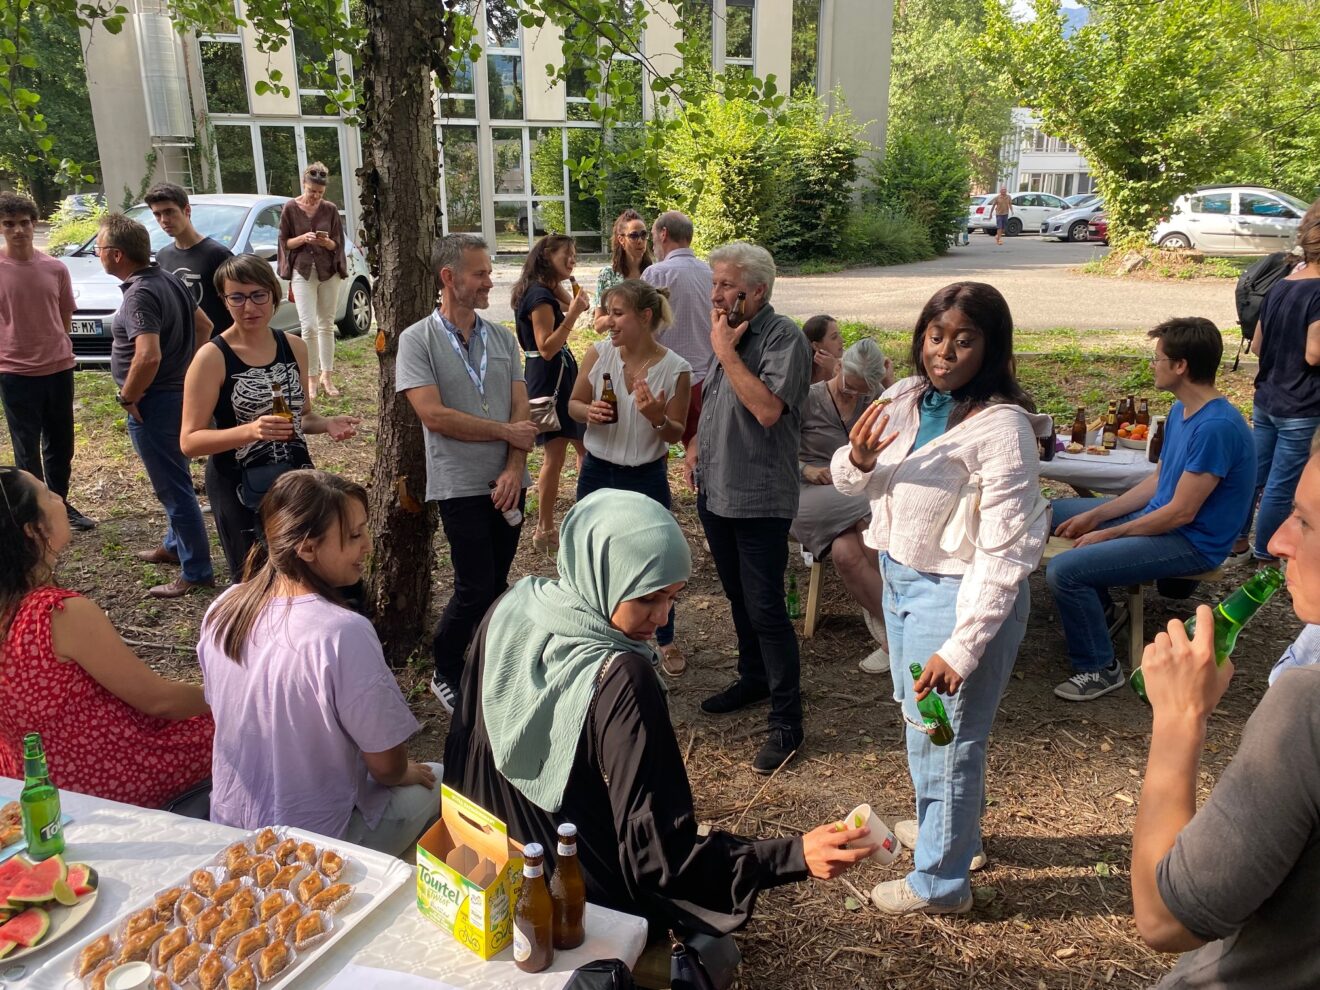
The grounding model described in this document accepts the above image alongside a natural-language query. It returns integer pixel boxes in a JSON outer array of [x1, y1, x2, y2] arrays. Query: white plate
[[1117, 437, 1146, 450], [2, 888, 99, 963]]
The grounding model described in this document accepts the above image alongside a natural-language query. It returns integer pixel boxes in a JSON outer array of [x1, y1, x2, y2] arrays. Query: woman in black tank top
[[180, 254, 361, 581]]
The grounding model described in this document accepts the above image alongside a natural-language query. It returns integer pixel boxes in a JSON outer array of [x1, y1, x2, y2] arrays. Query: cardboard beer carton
[[416, 784, 524, 959]]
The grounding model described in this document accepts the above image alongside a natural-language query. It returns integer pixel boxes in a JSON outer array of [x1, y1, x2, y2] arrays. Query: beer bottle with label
[[549, 823, 586, 950], [1101, 402, 1119, 449], [270, 380, 294, 422], [1130, 567, 1284, 703], [726, 291, 747, 328], [569, 275, 582, 299], [1147, 417, 1165, 464], [1136, 398, 1150, 427], [909, 663, 954, 745], [513, 843, 554, 973], [20, 733, 64, 860], [1122, 395, 1136, 426], [1070, 406, 1088, 445], [600, 373, 619, 424]]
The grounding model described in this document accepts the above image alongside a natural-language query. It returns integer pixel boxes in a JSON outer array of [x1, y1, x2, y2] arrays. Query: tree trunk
[[358, 0, 452, 665]]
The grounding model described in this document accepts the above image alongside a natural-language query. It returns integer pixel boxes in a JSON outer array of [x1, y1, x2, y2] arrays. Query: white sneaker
[[894, 819, 987, 871], [430, 675, 458, 715], [858, 645, 890, 674], [870, 878, 972, 915]]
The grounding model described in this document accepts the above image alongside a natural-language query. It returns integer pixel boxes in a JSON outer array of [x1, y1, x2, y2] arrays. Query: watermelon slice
[[0, 858, 29, 907], [66, 863, 98, 899], [5, 855, 64, 907], [0, 937, 15, 959], [0, 907, 50, 948]]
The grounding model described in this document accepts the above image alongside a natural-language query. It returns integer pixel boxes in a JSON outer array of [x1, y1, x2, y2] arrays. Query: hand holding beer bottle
[[1133, 604, 1235, 720]]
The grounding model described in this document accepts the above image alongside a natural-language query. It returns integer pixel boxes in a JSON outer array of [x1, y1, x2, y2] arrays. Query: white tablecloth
[[1041, 439, 1156, 495], [3, 783, 647, 990]]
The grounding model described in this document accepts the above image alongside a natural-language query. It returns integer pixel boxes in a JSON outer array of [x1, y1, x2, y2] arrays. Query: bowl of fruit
[[1117, 423, 1150, 450]]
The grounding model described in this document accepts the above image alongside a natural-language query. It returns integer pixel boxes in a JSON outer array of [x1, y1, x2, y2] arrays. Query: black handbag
[[565, 959, 636, 990], [238, 454, 313, 511]]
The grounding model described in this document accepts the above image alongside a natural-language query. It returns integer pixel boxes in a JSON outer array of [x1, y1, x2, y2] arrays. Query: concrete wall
[[523, 20, 566, 121], [820, 0, 892, 157], [80, 16, 161, 208]]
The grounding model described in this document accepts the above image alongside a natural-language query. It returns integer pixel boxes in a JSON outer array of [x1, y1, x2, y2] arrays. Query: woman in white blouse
[[569, 279, 692, 675], [831, 281, 1053, 917]]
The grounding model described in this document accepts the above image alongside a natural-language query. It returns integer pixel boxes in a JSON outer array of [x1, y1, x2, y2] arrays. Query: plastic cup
[[844, 803, 900, 865], [105, 962, 152, 990]]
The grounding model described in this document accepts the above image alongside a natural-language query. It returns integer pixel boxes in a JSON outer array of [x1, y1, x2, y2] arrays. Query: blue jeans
[[881, 553, 1028, 905], [126, 389, 213, 583], [1046, 498, 1212, 673], [1241, 406, 1320, 559], [577, 453, 675, 646], [698, 494, 800, 730]]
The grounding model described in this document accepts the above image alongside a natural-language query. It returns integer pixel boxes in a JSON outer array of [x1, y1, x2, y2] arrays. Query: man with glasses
[[1046, 317, 1255, 701], [0, 192, 96, 530], [146, 183, 233, 339], [98, 213, 215, 599]]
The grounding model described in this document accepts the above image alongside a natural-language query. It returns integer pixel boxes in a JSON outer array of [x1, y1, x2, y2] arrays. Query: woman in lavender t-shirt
[[197, 470, 438, 854]]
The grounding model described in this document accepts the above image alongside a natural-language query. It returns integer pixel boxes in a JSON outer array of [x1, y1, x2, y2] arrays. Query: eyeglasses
[[90, 244, 120, 257], [1150, 356, 1173, 365], [623, 231, 648, 241], [223, 289, 273, 307], [306, 170, 328, 180]]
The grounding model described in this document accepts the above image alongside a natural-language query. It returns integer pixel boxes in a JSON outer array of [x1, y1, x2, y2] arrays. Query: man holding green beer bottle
[[1130, 437, 1320, 987]]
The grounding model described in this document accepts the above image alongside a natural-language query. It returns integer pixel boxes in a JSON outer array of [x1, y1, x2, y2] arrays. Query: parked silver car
[[1042, 199, 1106, 242], [1152, 186, 1310, 255], [59, 194, 374, 367], [968, 191, 1069, 236]]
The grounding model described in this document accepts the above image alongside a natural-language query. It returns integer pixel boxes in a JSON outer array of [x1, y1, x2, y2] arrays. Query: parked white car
[[59, 194, 374, 367], [968, 191, 1069, 236], [1152, 186, 1310, 255]]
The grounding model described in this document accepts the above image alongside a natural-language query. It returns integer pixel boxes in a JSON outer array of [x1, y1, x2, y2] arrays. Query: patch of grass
[[1081, 249, 1261, 281], [783, 258, 853, 276]]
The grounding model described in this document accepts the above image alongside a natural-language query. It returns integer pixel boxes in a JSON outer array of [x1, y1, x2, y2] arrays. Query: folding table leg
[[1127, 583, 1144, 665], [804, 562, 823, 639]]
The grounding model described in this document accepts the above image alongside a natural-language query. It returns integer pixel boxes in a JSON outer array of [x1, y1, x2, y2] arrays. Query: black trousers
[[698, 494, 802, 731], [433, 492, 525, 683], [0, 369, 75, 498], [206, 457, 256, 582]]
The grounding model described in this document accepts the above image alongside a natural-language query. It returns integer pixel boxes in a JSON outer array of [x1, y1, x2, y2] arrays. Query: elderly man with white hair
[[696, 241, 813, 774], [791, 337, 893, 675]]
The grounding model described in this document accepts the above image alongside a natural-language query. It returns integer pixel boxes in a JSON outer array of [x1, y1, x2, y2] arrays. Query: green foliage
[[989, 0, 1253, 247], [838, 206, 937, 266], [867, 127, 970, 252], [763, 89, 867, 262], [888, 0, 1014, 190], [46, 200, 106, 256]]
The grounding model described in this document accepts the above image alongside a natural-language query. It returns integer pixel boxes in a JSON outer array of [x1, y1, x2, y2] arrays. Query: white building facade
[[999, 107, 1095, 200]]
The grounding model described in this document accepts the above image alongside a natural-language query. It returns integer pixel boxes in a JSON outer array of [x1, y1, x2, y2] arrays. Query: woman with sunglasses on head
[[595, 209, 653, 307], [0, 466, 213, 810], [180, 254, 360, 582], [278, 162, 348, 399]]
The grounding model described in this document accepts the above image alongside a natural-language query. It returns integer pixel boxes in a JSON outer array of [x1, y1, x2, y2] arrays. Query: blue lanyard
[[435, 310, 489, 411]]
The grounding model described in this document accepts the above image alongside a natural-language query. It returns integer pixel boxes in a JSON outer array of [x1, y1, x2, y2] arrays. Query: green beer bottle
[[20, 732, 64, 860], [1130, 566, 1285, 703], [786, 573, 801, 621], [909, 663, 954, 746]]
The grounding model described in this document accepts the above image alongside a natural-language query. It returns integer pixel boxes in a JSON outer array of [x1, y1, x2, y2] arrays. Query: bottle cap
[[557, 823, 577, 839], [523, 842, 544, 858]]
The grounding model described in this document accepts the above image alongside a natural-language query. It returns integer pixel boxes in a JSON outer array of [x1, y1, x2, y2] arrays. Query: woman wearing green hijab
[[444, 489, 875, 937]]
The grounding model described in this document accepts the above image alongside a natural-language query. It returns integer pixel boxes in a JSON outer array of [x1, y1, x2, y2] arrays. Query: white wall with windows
[[999, 108, 1094, 201]]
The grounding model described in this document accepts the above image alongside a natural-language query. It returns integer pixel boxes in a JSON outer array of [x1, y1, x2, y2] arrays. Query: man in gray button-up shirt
[[695, 241, 811, 775]]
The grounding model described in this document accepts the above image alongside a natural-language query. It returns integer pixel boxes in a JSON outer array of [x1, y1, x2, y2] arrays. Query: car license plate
[[70, 319, 101, 336]]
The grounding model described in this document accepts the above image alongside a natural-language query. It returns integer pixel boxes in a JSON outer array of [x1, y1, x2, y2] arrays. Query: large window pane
[[680, 0, 713, 83], [441, 96, 477, 120], [485, 0, 521, 48], [726, 1, 753, 61], [492, 127, 525, 195], [608, 59, 642, 123], [566, 128, 602, 235], [292, 25, 328, 88], [259, 126, 299, 198], [488, 54, 524, 119], [530, 129, 565, 196], [200, 40, 248, 114], [450, 56, 475, 95], [214, 125, 257, 194], [790, 0, 819, 93], [303, 127, 346, 206], [441, 126, 482, 233], [494, 202, 530, 254]]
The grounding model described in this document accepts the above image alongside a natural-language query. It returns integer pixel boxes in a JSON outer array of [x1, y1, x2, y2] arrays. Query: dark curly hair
[[0, 468, 54, 634], [511, 233, 576, 309]]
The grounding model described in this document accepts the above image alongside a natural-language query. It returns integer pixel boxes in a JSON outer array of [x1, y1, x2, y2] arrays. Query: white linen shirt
[[584, 341, 691, 465], [831, 377, 1053, 678]]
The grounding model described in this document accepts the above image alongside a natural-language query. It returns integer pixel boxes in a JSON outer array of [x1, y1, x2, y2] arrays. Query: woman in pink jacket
[[832, 282, 1052, 916]]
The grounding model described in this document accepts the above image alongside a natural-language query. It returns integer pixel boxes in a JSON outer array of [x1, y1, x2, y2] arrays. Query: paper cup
[[844, 803, 901, 865]]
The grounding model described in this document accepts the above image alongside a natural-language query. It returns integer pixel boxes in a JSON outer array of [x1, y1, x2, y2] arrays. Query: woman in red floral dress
[[0, 468, 213, 808]]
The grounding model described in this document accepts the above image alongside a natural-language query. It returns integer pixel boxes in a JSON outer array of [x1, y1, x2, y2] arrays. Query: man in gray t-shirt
[[1132, 450, 1320, 989], [397, 234, 535, 713]]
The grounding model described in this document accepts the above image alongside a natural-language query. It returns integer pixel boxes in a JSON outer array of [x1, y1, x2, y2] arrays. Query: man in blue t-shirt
[[1047, 317, 1255, 701]]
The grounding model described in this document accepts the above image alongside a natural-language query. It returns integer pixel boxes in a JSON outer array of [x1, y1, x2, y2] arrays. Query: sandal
[[321, 377, 341, 397], [532, 527, 559, 555], [307, 378, 318, 400], [659, 644, 687, 677]]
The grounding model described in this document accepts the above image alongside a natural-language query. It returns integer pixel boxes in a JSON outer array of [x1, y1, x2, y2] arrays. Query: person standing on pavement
[[397, 234, 535, 715], [992, 186, 1013, 246], [98, 213, 215, 599], [145, 183, 233, 338], [595, 208, 652, 302], [0, 192, 95, 531], [278, 163, 347, 400], [696, 242, 812, 774], [644, 210, 714, 490]]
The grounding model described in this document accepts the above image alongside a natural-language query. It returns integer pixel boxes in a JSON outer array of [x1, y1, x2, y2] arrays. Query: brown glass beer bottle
[[600, 373, 619, 424], [514, 843, 554, 973], [549, 823, 586, 949]]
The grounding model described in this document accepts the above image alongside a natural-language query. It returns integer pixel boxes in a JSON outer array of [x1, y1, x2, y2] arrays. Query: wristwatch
[[651, 417, 667, 431], [115, 391, 135, 407]]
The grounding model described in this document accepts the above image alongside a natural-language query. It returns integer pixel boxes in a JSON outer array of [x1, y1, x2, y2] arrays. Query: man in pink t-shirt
[[0, 192, 94, 529]]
